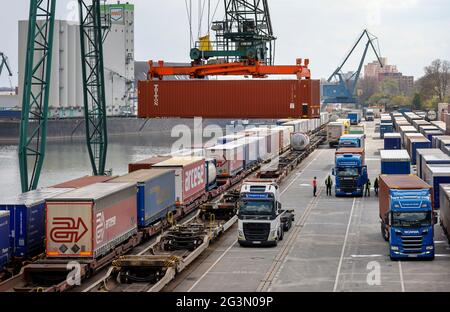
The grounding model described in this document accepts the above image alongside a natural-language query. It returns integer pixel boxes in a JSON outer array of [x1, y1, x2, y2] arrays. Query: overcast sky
[[1, 0, 449, 87]]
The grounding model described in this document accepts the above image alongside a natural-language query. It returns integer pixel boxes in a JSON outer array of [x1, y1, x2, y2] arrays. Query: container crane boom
[[322, 29, 383, 105]]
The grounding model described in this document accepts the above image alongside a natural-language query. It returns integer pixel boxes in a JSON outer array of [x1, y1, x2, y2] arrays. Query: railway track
[[0, 127, 327, 293]]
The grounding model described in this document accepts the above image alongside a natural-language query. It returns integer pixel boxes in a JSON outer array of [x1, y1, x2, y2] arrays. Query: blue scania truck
[[333, 147, 368, 197], [379, 175, 435, 260]]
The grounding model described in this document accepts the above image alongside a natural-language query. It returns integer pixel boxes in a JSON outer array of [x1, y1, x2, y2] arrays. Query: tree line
[[358, 59, 450, 111]]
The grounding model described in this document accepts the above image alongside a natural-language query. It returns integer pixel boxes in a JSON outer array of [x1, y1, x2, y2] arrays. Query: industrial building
[[18, 2, 135, 118]]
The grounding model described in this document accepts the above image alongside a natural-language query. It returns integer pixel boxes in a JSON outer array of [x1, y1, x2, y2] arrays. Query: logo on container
[[153, 84, 159, 106], [185, 166, 205, 193], [50, 217, 88, 243], [96, 212, 105, 244]]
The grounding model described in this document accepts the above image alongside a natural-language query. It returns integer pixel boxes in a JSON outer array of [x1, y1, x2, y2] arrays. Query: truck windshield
[[239, 201, 274, 216], [336, 167, 359, 177], [392, 212, 431, 227]]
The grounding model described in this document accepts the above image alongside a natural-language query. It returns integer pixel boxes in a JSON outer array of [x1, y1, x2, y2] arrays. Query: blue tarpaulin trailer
[[0, 211, 10, 269], [0, 188, 74, 257]]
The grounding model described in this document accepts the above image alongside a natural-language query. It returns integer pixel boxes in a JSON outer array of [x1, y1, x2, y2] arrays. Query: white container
[[206, 142, 244, 178]]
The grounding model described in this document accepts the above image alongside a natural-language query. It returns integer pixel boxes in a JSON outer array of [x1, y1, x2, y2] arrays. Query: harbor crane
[[19, 0, 109, 192], [321, 29, 383, 106], [0, 52, 13, 78], [149, 0, 311, 80]]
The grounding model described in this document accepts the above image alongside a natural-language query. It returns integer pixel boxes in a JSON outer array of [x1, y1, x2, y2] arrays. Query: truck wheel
[[279, 227, 284, 241], [381, 223, 389, 241]]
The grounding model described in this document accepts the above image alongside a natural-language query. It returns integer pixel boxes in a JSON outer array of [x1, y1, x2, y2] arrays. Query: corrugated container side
[[128, 156, 171, 173], [409, 138, 431, 165], [138, 79, 320, 119], [0, 211, 10, 269], [46, 183, 138, 259], [51, 176, 117, 189]]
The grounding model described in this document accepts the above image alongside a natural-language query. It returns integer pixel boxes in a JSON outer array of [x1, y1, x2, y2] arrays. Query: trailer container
[[409, 137, 431, 165], [349, 125, 365, 135], [423, 164, 450, 209], [236, 136, 264, 168], [419, 125, 439, 134], [431, 121, 446, 132], [433, 136, 450, 149], [384, 133, 401, 150], [413, 119, 431, 130], [0, 211, 10, 270], [380, 150, 411, 175], [403, 133, 425, 150], [138, 79, 321, 119], [423, 130, 444, 142], [439, 184, 450, 241], [217, 134, 245, 145], [51, 176, 117, 189], [242, 127, 280, 159], [282, 119, 306, 133], [128, 156, 171, 173], [152, 157, 206, 205], [0, 188, 74, 257], [380, 123, 394, 139], [206, 142, 244, 178], [109, 169, 176, 227], [46, 182, 138, 259], [327, 122, 345, 147], [443, 146, 450, 156], [417, 152, 450, 179], [348, 111, 361, 125]]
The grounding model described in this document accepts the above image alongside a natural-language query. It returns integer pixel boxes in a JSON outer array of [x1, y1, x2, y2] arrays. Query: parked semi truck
[[338, 134, 365, 149], [365, 109, 375, 121], [333, 148, 368, 197], [327, 122, 345, 147], [379, 175, 435, 260], [348, 111, 361, 125], [237, 180, 294, 247]]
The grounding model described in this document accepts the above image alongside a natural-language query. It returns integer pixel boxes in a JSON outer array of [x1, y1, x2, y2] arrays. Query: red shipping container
[[138, 79, 321, 119], [46, 182, 138, 259], [128, 156, 172, 173], [51, 176, 117, 189], [152, 157, 206, 205]]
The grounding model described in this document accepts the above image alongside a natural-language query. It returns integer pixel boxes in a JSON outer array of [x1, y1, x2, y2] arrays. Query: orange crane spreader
[[148, 59, 311, 80]]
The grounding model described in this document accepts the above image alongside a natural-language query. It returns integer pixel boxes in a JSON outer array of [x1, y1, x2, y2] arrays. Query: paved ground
[[168, 121, 450, 292]]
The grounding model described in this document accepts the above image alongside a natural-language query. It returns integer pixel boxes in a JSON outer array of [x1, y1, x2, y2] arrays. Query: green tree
[[412, 93, 422, 110]]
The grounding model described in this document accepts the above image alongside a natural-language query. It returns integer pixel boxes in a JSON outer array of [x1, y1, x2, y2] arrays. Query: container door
[[46, 202, 92, 258]]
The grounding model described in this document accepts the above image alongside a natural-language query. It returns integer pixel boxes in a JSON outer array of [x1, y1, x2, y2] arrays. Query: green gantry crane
[[19, 0, 109, 192]]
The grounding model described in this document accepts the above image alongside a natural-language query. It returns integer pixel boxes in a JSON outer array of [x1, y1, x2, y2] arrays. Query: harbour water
[[0, 133, 179, 199]]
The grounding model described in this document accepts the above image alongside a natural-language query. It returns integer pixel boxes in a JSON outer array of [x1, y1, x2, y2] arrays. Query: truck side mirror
[[278, 202, 282, 211], [385, 212, 390, 226], [332, 168, 336, 176]]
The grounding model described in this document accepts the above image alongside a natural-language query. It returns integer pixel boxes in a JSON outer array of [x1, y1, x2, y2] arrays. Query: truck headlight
[[391, 246, 399, 251], [238, 230, 245, 239], [336, 188, 341, 192], [426, 246, 434, 250], [269, 230, 277, 240]]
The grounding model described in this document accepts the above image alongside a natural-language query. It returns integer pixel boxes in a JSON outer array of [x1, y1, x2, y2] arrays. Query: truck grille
[[243, 223, 270, 241], [401, 236, 423, 253], [340, 178, 357, 193]]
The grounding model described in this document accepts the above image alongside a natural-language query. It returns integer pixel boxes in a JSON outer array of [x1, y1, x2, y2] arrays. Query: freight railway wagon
[[138, 79, 321, 119], [0, 119, 329, 286]]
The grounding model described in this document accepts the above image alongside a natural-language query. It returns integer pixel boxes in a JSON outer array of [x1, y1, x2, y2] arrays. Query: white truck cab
[[237, 180, 293, 247]]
